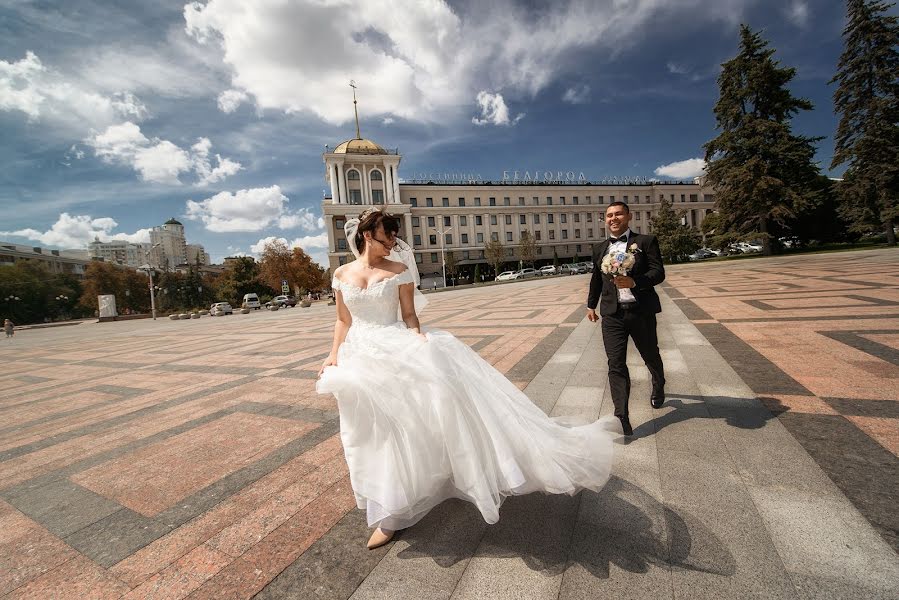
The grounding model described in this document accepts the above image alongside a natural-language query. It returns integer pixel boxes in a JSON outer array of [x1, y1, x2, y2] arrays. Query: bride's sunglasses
[[370, 232, 397, 249]]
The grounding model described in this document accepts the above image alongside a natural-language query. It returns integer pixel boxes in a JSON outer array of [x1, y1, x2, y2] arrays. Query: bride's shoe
[[367, 528, 394, 549]]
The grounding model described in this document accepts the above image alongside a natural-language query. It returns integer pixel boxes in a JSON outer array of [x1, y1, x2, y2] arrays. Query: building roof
[[164, 217, 183, 226], [333, 138, 388, 155]]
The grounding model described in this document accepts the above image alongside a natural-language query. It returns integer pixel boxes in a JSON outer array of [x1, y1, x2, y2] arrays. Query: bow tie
[[608, 234, 628, 243]]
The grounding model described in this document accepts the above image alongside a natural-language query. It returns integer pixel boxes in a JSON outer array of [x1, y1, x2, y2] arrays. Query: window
[[573, 196, 579, 205], [413, 235, 422, 245], [587, 213, 592, 222], [549, 230, 555, 240], [459, 198, 466, 207], [489, 197, 496, 206], [635, 212, 641, 220], [680, 194, 686, 202], [505, 215, 512, 225], [337, 239, 347, 251], [585, 196, 591, 204], [532, 196, 539, 205], [660, 194, 665, 202], [370, 170, 382, 181], [442, 198, 449, 207], [479, 250, 485, 259], [426, 197, 434, 207], [588, 228, 593, 237], [518, 197, 525, 206], [574, 214, 581, 223], [463, 251, 470, 260], [476, 215, 483, 226], [429, 235, 437, 245], [335, 217, 346, 229], [491, 232, 499, 241], [491, 215, 498, 225], [415, 253, 423, 264], [339, 255, 348, 265], [645, 196, 651, 202], [460, 216, 467, 226], [519, 215, 526, 224], [410, 197, 418, 207], [535, 231, 542, 241], [560, 196, 566, 205], [477, 233, 484, 243], [349, 190, 362, 204], [623, 196, 628, 202], [347, 170, 360, 180], [598, 196, 604, 204], [445, 234, 453, 244], [546, 196, 553, 205], [443, 216, 451, 226], [506, 232, 513, 242], [431, 253, 439, 262], [575, 229, 581, 238], [690, 194, 698, 202], [427, 216, 435, 227], [461, 233, 469, 243], [520, 230, 527, 238], [548, 214, 554, 224], [610, 196, 615, 202], [474, 197, 481, 206], [562, 230, 569, 239], [412, 216, 420, 227], [576, 244, 583, 253], [561, 214, 568, 224], [372, 190, 384, 204], [534, 214, 541, 224], [537, 247, 543, 255], [503, 197, 510, 206]]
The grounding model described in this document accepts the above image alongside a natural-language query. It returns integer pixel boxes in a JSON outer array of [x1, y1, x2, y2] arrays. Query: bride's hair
[[355, 209, 400, 253]]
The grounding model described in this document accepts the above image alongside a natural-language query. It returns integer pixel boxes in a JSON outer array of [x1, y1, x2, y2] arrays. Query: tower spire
[[350, 80, 361, 139]]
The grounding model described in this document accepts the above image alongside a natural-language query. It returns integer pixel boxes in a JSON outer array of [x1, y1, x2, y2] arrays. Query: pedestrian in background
[[4, 319, 14, 339]]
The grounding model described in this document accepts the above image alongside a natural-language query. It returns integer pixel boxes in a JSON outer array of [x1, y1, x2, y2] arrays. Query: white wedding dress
[[316, 268, 616, 530]]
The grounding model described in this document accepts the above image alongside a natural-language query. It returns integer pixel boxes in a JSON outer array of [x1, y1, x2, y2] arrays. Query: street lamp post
[[429, 225, 454, 289], [141, 243, 162, 320]]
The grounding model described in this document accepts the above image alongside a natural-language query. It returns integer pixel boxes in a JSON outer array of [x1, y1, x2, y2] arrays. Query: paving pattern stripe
[[818, 330, 899, 366]]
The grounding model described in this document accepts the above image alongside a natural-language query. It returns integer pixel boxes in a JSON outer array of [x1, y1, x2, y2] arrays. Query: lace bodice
[[333, 269, 414, 326]]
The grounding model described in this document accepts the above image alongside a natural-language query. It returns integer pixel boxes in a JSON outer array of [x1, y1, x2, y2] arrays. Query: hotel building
[[321, 134, 715, 285]]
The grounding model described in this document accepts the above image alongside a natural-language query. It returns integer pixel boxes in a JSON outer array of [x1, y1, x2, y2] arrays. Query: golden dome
[[333, 138, 388, 155]]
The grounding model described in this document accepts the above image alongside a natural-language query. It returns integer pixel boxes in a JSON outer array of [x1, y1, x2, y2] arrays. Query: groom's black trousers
[[601, 306, 666, 418]]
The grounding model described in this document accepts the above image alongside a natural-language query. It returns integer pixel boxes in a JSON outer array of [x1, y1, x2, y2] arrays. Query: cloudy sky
[[0, 0, 865, 265]]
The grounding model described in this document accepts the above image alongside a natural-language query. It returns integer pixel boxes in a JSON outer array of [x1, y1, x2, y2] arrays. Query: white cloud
[[85, 122, 241, 185], [562, 84, 590, 104], [666, 61, 690, 75], [0, 213, 150, 248], [0, 51, 149, 130], [183, 0, 754, 126], [471, 91, 524, 126], [654, 158, 707, 179], [786, 1, 809, 28], [185, 185, 321, 232], [217, 88, 249, 113], [382, 117, 395, 125]]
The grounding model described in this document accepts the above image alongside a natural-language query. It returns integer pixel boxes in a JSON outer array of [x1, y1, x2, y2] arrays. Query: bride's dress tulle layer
[[316, 270, 615, 530]]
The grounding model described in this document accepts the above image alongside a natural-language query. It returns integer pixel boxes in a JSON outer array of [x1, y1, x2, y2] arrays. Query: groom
[[586, 201, 666, 436]]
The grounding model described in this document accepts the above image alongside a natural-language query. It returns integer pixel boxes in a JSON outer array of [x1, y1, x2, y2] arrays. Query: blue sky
[[0, 0, 869, 266]]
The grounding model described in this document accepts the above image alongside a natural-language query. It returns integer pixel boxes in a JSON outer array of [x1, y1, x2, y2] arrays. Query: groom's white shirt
[[606, 228, 637, 303]]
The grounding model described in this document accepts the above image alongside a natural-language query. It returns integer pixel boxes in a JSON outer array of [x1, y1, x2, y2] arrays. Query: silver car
[[210, 302, 233, 316]]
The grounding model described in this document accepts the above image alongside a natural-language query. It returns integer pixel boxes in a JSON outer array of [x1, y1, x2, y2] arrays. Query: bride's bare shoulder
[[382, 259, 408, 274]]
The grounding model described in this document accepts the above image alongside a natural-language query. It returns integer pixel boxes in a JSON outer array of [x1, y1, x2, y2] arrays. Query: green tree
[[444, 250, 459, 284], [0, 261, 82, 324], [519, 230, 537, 267], [649, 198, 702, 263], [704, 25, 822, 255], [80, 261, 125, 315], [552, 247, 560, 268], [484, 239, 505, 278], [473, 263, 481, 283], [831, 0, 899, 245]]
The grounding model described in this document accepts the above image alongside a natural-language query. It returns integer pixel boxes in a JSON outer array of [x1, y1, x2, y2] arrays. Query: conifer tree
[[831, 0, 899, 245], [649, 198, 702, 263], [704, 25, 821, 255]]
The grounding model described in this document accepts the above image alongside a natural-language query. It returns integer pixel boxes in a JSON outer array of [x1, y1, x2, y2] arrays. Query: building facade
[[0, 242, 91, 278], [149, 218, 188, 270], [88, 238, 148, 267], [186, 244, 210, 266], [321, 136, 715, 283]]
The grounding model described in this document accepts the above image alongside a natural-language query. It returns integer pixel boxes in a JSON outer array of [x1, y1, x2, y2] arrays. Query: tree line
[[654, 0, 898, 261]]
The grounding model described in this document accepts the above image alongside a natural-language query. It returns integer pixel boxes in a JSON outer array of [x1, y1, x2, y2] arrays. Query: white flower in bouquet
[[601, 245, 638, 276]]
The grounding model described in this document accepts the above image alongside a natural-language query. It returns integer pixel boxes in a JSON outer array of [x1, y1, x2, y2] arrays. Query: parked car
[[517, 268, 539, 278], [270, 295, 297, 307], [242, 293, 261, 310], [560, 263, 588, 275], [538, 265, 558, 276], [495, 271, 517, 281], [210, 302, 233, 316], [689, 249, 716, 261], [575, 261, 594, 272]]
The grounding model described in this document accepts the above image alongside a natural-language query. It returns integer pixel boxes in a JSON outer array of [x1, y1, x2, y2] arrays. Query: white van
[[242, 293, 261, 310]]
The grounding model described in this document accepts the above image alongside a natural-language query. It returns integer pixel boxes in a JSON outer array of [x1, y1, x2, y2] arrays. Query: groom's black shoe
[[618, 416, 633, 436], [651, 394, 665, 409]]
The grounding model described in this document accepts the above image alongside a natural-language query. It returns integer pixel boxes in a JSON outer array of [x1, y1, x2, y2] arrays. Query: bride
[[317, 208, 616, 549]]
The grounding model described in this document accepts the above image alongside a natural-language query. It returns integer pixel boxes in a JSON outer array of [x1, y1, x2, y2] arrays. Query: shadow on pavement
[[630, 395, 777, 439], [395, 476, 736, 580]]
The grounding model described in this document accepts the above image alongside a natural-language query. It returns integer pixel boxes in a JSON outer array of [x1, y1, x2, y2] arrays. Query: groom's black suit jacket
[[587, 233, 666, 316]]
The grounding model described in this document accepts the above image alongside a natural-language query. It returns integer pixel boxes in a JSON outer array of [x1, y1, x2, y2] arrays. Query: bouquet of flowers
[[600, 243, 640, 276]]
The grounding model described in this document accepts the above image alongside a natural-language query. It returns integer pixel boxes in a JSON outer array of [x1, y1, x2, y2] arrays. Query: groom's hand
[[587, 308, 599, 322], [613, 276, 635, 289]]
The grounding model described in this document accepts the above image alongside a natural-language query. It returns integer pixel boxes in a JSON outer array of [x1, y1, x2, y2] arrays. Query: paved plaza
[[0, 248, 897, 599]]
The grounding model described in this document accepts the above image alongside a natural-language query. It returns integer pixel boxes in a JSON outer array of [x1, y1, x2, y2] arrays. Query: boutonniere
[[628, 243, 640, 253]]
